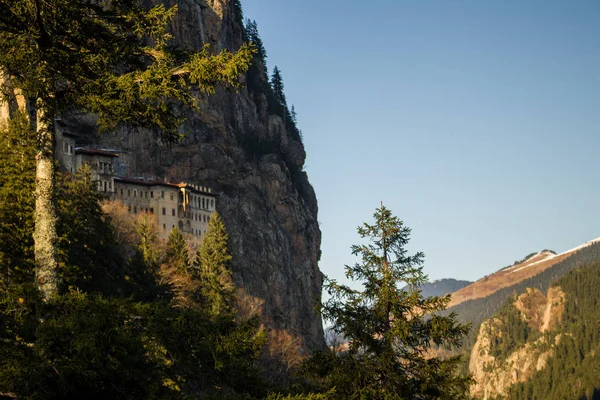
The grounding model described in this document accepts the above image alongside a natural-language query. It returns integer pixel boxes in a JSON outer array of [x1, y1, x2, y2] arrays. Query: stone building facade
[[113, 177, 216, 240], [55, 128, 216, 240]]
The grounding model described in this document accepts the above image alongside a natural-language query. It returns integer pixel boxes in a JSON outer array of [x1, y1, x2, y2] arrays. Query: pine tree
[[271, 66, 287, 107], [194, 212, 235, 318], [245, 19, 268, 73], [0, 1, 255, 300], [291, 105, 298, 124], [304, 204, 472, 399], [165, 227, 189, 273], [0, 111, 36, 284]]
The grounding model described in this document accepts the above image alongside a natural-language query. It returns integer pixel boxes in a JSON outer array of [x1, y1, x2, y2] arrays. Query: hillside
[[469, 260, 600, 399], [414, 278, 472, 297], [443, 239, 600, 377], [54, 0, 326, 350], [449, 238, 600, 307]]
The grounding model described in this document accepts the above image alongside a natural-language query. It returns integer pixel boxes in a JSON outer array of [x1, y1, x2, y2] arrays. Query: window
[[120, 188, 123, 196], [150, 208, 154, 214], [172, 209, 175, 216], [134, 190, 137, 197], [163, 224, 166, 230], [128, 205, 131, 212], [69, 145, 73, 154], [161, 191, 164, 198], [103, 181, 107, 192], [150, 191, 154, 199], [162, 207, 166, 215], [108, 181, 112, 191], [211, 199, 214, 208], [134, 206, 137, 213], [128, 189, 131, 196], [170, 192, 174, 200]]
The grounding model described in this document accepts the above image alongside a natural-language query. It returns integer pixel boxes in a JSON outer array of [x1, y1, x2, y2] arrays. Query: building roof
[[75, 148, 119, 157], [114, 176, 216, 197]]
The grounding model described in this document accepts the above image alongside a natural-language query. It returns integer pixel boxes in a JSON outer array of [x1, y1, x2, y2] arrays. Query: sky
[[240, 0, 600, 284]]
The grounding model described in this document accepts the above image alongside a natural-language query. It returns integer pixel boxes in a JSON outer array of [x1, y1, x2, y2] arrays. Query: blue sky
[[241, 0, 600, 283]]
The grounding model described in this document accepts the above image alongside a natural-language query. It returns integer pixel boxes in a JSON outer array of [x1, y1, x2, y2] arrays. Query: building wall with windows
[[112, 177, 216, 240], [74, 149, 118, 193], [54, 125, 216, 241], [56, 132, 77, 173]]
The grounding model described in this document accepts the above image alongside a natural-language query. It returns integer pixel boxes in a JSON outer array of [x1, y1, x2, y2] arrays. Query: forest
[[0, 112, 472, 399], [492, 261, 600, 399]]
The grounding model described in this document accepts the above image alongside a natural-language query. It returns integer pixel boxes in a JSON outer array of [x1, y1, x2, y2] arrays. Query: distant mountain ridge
[[448, 238, 600, 308], [441, 238, 600, 387], [417, 278, 472, 297]]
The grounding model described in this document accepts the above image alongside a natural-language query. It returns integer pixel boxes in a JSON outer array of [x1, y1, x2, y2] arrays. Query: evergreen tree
[[271, 66, 287, 107], [165, 227, 189, 273], [0, 1, 255, 300], [0, 112, 36, 284], [194, 212, 235, 318], [304, 204, 472, 399], [245, 19, 268, 73], [291, 105, 298, 124]]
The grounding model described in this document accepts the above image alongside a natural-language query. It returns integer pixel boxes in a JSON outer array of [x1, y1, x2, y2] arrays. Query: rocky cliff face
[[68, 0, 326, 349], [469, 287, 566, 399]]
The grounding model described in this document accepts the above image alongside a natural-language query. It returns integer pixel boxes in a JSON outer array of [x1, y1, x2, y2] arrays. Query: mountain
[[468, 260, 600, 399], [441, 237, 600, 397], [449, 238, 600, 308], [55, 0, 326, 349], [415, 278, 472, 297]]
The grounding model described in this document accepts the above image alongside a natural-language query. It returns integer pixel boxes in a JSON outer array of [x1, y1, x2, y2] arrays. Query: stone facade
[[113, 177, 216, 240], [55, 127, 215, 240]]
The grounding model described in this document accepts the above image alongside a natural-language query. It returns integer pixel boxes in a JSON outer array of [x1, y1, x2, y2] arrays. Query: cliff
[[469, 287, 566, 399], [66, 0, 326, 349]]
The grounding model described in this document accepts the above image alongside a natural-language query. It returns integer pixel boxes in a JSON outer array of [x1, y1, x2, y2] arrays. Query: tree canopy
[[304, 204, 472, 399], [0, 0, 255, 300]]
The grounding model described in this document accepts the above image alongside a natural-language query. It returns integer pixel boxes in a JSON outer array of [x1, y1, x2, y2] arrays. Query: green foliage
[[499, 261, 600, 399], [271, 66, 286, 107], [0, 112, 36, 284], [165, 227, 189, 273], [55, 165, 124, 294], [447, 241, 600, 374], [245, 19, 268, 75], [0, 0, 255, 141], [0, 286, 180, 400], [303, 205, 472, 399], [0, 117, 123, 293], [194, 212, 235, 318], [486, 302, 538, 362]]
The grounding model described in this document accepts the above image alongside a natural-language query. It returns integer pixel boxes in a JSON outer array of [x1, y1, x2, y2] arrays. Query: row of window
[[117, 187, 214, 210], [191, 195, 214, 210], [128, 205, 154, 214], [97, 161, 112, 174], [97, 180, 113, 192], [119, 188, 165, 200], [160, 223, 206, 237], [161, 207, 177, 217], [63, 142, 74, 155]]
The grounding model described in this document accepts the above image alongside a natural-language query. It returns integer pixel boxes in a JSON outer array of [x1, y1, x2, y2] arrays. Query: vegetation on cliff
[[498, 261, 600, 399], [0, 0, 255, 301]]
